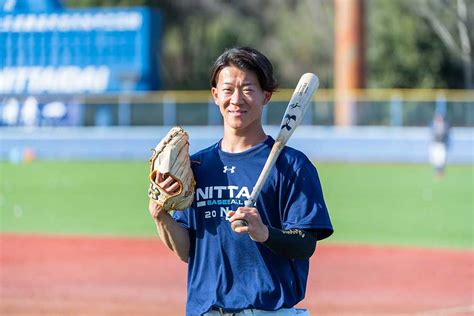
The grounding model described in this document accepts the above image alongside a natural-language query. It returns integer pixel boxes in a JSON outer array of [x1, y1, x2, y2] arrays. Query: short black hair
[[210, 46, 278, 93]]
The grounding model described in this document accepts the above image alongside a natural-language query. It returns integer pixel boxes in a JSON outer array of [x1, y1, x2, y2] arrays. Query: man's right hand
[[148, 172, 181, 219], [148, 198, 165, 220]]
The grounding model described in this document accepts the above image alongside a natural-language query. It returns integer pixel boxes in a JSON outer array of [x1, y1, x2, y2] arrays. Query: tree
[[408, 0, 473, 88], [366, 0, 466, 88]]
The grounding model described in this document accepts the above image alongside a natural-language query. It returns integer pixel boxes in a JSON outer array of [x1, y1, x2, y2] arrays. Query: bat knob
[[231, 219, 248, 230]]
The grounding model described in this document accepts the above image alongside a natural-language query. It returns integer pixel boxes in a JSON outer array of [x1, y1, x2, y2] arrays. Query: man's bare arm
[[149, 199, 190, 262], [148, 171, 191, 263]]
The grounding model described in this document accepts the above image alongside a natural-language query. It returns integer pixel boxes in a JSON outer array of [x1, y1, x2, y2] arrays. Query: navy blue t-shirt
[[173, 136, 333, 316]]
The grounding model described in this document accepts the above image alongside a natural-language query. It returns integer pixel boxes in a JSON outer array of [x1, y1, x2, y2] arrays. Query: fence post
[[390, 94, 403, 126], [163, 95, 177, 126], [208, 98, 221, 125], [435, 93, 447, 116], [303, 101, 314, 125], [117, 72, 139, 126], [118, 94, 131, 126], [71, 96, 85, 126], [262, 105, 268, 125]]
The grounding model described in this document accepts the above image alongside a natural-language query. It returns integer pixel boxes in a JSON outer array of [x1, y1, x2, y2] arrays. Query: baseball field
[[1, 161, 473, 315]]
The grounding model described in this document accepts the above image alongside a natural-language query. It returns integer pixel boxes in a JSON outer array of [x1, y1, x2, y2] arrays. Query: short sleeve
[[281, 162, 333, 240], [172, 157, 200, 230], [172, 208, 191, 229]]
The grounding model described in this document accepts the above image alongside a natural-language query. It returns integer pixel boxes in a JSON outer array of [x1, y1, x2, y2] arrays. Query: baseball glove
[[148, 126, 195, 211]]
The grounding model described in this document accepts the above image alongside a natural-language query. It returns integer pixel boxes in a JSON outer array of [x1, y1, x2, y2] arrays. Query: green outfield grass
[[1, 161, 472, 249]]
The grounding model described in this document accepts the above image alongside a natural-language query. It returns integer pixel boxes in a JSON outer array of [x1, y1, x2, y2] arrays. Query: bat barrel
[[277, 73, 319, 144]]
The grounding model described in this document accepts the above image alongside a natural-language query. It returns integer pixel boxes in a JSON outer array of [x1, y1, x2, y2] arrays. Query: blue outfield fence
[[1, 126, 473, 164]]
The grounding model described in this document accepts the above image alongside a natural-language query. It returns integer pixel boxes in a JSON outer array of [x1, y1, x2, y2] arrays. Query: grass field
[[1, 161, 472, 249]]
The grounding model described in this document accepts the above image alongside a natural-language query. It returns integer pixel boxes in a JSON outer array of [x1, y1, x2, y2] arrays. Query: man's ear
[[211, 87, 219, 105], [263, 91, 272, 105]]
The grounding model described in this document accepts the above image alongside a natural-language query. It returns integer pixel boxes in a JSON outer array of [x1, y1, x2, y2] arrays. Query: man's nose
[[230, 89, 243, 104]]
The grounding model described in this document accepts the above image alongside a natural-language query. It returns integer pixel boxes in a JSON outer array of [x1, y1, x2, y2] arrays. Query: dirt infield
[[1, 234, 472, 316]]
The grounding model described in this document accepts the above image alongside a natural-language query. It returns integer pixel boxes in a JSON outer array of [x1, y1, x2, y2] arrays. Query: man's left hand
[[228, 207, 269, 242]]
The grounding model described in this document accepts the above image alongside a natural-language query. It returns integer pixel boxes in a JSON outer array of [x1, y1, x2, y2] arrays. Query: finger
[[232, 224, 249, 234], [167, 181, 181, 194], [156, 172, 164, 183], [148, 199, 161, 218], [159, 175, 175, 188], [233, 207, 251, 218], [232, 219, 248, 228], [236, 206, 247, 213], [229, 210, 245, 222], [235, 207, 257, 217], [228, 210, 247, 225]]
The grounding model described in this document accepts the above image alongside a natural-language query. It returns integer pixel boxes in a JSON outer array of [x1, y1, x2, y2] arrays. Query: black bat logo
[[281, 114, 297, 131], [290, 102, 300, 109]]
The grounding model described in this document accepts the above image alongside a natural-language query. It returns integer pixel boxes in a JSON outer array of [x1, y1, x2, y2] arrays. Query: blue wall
[[0, 6, 162, 94]]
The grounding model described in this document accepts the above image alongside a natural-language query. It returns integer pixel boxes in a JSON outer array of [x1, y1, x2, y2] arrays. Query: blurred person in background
[[429, 112, 451, 178], [148, 46, 333, 316]]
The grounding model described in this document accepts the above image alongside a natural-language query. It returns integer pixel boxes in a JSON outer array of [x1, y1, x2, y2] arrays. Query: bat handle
[[244, 199, 255, 207], [231, 199, 254, 229]]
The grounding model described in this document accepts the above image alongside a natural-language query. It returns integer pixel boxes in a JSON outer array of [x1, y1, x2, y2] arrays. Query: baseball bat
[[232, 73, 320, 230]]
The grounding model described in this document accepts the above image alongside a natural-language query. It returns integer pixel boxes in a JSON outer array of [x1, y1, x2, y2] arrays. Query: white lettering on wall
[[0, 11, 143, 33], [0, 66, 110, 94]]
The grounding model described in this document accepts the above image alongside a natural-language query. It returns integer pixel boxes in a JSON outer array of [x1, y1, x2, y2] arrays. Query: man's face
[[211, 66, 272, 132]]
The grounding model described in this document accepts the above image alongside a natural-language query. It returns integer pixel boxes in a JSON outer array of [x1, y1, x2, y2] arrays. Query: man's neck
[[221, 127, 267, 153]]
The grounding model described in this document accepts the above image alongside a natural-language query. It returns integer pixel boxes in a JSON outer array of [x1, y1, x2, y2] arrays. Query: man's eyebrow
[[221, 81, 255, 86]]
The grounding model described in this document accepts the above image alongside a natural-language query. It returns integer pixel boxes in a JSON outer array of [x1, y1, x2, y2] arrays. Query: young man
[[148, 47, 333, 315]]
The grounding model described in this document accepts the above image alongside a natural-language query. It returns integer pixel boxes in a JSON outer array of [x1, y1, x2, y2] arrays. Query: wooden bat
[[232, 73, 320, 229]]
